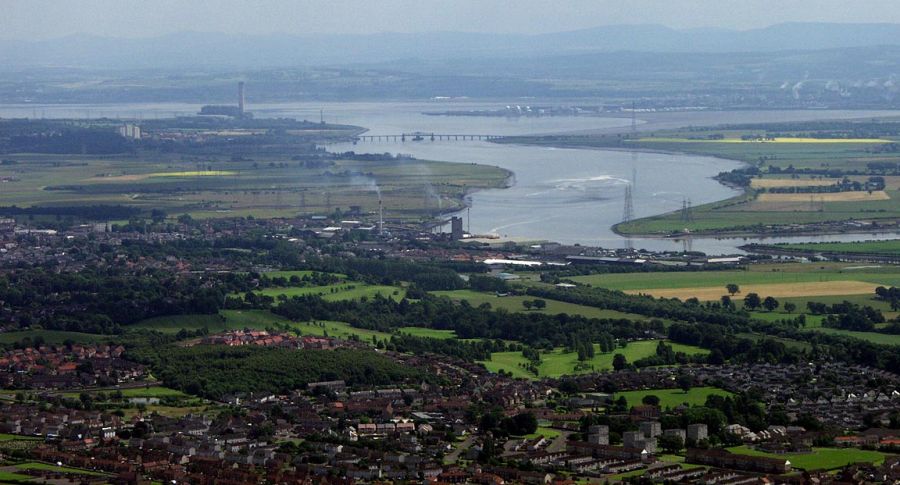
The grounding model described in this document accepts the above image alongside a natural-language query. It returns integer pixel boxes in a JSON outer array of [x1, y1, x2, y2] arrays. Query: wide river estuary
[[5, 101, 900, 254]]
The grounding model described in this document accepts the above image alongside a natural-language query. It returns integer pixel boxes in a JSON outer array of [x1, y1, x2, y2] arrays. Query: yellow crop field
[[149, 171, 238, 177], [626, 281, 879, 301], [757, 191, 890, 202], [750, 178, 837, 189]]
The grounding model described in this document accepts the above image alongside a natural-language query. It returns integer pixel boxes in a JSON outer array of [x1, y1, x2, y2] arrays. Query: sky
[[3, 0, 900, 40]]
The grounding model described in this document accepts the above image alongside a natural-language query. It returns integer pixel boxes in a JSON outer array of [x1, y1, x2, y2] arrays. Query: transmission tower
[[622, 184, 634, 223], [681, 198, 693, 222]]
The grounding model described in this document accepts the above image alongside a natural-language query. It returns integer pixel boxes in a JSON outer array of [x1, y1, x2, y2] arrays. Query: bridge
[[356, 132, 503, 142]]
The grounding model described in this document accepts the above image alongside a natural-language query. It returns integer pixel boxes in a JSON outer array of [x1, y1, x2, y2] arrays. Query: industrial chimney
[[238, 82, 245, 116], [378, 199, 384, 235]]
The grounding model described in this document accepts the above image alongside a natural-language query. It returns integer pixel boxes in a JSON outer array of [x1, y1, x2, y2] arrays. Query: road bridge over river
[[356, 131, 503, 142]]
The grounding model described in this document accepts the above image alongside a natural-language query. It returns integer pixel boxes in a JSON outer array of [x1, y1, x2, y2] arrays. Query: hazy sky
[[3, 0, 900, 39]]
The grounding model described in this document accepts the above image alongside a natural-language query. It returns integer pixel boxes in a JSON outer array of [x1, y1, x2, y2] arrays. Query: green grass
[[263, 270, 346, 279], [15, 461, 109, 476], [612, 387, 733, 408], [0, 330, 112, 345], [62, 386, 191, 402], [775, 240, 900, 256], [480, 340, 708, 379], [293, 321, 392, 341], [0, 434, 39, 442], [727, 446, 890, 471], [398, 327, 458, 339], [807, 327, 900, 345], [0, 470, 33, 482], [130, 314, 227, 333], [520, 426, 561, 440], [132, 310, 393, 342], [431, 289, 646, 320], [254, 283, 405, 302]]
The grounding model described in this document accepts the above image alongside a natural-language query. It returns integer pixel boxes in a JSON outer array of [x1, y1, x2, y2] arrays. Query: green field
[[0, 434, 40, 442], [130, 314, 227, 333], [774, 239, 900, 256], [728, 446, 890, 471], [807, 327, 900, 345], [612, 386, 733, 408], [431, 289, 646, 320], [263, 270, 347, 280], [14, 461, 109, 476], [254, 283, 405, 302], [398, 327, 458, 339], [0, 469, 33, 482], [480, 340, 708, 379], [0, 330, 113, 345], [0, 152, 509, 221], [132, 310, 392, 342]]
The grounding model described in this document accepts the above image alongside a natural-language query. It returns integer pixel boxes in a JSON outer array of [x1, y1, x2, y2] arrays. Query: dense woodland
[[127, 346, 427, 399]]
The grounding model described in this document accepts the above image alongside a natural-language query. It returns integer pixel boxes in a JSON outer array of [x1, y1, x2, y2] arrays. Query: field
[[773, 239, 900, 256], [568, 264, 900, 292], [431, 289, 646, 320], [628, 280, 878, 301], [728, 446, 890, 471], [254, 283, 405, 302], [807, 327, 900, 346], [595, 127, 900, 236], [750, 178, 837, 189], [634, 137, 892, 144], [0, 329, 113, 345], [0, 153, 509, 221], [13, 461, 110, 476], [757, 191, 890, 202], [130, 314, 228, 333], [480, 340, 708, 379], [611, 387, 733, 408], [131, 310, 393, 341], [398, 327, 458, 339]]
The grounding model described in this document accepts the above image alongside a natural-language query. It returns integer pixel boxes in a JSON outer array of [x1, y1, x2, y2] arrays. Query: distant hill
[[4, 22, 900, 68]]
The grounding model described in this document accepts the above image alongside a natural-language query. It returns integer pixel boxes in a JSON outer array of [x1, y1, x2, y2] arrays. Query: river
[[4, 101, 900, 254]]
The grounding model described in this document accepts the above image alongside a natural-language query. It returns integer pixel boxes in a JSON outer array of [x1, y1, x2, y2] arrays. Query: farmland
[[627, 280, 878, 301], [567, 264, 900, 292]]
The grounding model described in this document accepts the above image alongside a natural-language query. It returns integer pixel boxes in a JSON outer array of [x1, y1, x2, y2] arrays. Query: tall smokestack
[[238, 82, 245, 115], [378, 199, 384, 235]]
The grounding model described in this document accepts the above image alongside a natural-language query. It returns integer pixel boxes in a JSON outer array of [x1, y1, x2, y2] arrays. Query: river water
[[4, 101, 900, 254]]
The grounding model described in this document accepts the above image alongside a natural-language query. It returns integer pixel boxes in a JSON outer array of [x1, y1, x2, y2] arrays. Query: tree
[[532, 299, 546, 310], [658, 434, 684, 453], [762, 296, 780, 312], [676, 374, 693, 393], [720, 295, 733, 310], [783, 302, 797, 314], [522, 300, 533, 311], [612, 353, 628, 371], [726, 283, 740, 296], [743, 292, 761, 310], [642, 395, 661, 406]]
